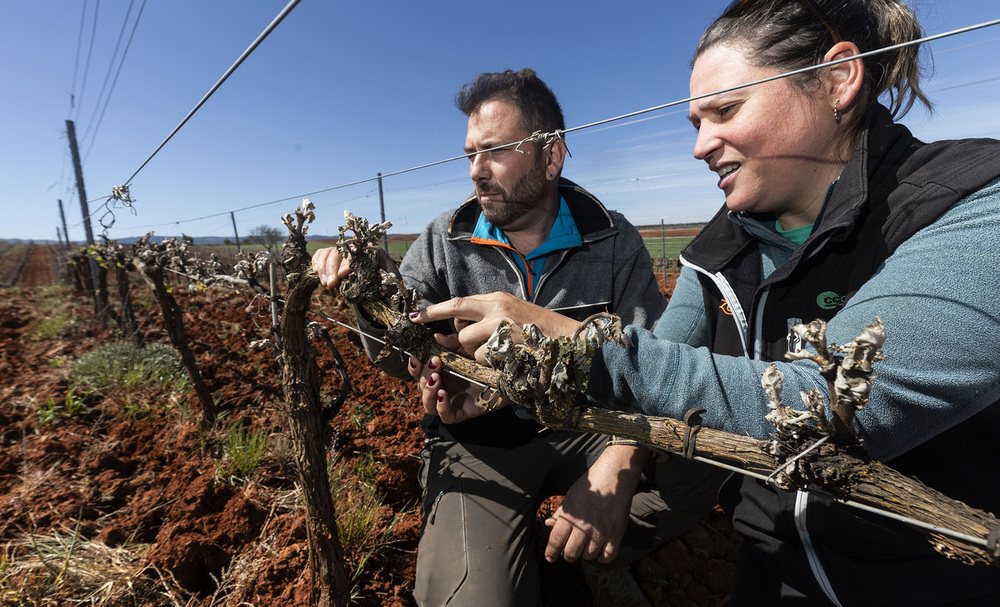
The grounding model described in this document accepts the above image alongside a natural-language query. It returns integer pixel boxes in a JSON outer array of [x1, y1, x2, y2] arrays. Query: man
[[313, 68, 725, 607]]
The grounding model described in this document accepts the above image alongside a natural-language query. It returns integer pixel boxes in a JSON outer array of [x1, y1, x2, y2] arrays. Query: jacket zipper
[[753, 288, 770, 359], [679, 254, 751, 357], [777, 232, 838, 602], [532, 249, 569, 303], [685, 251, 844, 603], [492, 245, 530, 300], [795, 490, 843, 606]]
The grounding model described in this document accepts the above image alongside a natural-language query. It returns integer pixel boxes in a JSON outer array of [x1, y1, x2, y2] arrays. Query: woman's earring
[[834, 98, 842, 124]]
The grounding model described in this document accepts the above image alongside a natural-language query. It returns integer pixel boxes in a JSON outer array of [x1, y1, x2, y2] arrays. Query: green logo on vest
[[817, 291, 846, 310]]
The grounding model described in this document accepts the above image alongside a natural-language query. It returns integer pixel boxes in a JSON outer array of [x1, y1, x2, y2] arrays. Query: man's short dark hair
[[455, 68, 565, 135]]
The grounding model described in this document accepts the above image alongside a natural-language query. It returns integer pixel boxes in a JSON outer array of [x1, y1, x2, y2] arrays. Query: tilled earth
[[0, 245, 738, 606]]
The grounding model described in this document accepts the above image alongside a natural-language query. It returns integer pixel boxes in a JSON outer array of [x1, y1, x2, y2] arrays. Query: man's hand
[[545, 445, 650, 563], [311, 246, 352, 290], [408, 352, 509, 424], [408, 292, 578, 364], [311, 245, 398, 291]]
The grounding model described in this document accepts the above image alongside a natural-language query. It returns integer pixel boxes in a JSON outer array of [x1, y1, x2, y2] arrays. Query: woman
[[410, 0, 1000, 604]]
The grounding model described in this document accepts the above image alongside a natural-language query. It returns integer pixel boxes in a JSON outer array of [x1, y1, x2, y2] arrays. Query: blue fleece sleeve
[[833, 177, 1000, 459], [653, 265, 710, 346], [590, 177, 1000, 461]]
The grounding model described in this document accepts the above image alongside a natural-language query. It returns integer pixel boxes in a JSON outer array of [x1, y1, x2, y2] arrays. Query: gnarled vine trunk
[[275, 206, 350, 607], [137, 264, 216, 425]]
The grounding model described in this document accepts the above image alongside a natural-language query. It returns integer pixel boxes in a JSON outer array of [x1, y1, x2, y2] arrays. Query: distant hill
[[0, 239, 61, 245]]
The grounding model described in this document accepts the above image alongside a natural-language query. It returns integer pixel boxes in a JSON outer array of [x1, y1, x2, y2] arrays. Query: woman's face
[[689, 43, 845, 229]]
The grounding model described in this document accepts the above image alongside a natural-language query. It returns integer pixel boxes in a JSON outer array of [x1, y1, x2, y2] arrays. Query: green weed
[[30, 286, 77, 339], [35, 311, 72, 339], [328, 449, 401, 593], [349, 402, 375, 429], [36, 398, 61, 425], [69, 341, 191, 418], [350, 449, 382, 485], [73, 342, 189, 394], [37, 389, 86, 424], [215, 425, 270, 483]]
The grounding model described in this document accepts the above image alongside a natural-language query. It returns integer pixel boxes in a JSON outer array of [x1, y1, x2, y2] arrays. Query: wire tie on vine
[[111, 184, 135, 204], [682, 407, 707, 459], [766, 435, 832, 486], [514, 130, 570, 157]]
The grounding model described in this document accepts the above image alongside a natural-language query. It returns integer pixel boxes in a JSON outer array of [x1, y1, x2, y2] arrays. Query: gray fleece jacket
[[397, 177, 666, 447]]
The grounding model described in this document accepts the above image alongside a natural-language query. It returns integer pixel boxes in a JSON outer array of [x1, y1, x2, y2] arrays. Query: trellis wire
[[118, 0, 303, 189], [96, 18, 1000, 232]]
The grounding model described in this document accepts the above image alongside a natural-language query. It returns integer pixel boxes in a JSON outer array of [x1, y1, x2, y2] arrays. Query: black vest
[[682, 107, 1000, 604]]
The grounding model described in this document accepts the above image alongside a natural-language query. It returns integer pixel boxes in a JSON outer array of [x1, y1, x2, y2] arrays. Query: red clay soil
[[637, 228, 702, 239], [18, 245, 58, 288], [0, 258, 738, 606]]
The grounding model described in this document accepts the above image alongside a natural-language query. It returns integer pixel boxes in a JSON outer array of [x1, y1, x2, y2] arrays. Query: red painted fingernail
[[428, 360, 437, 370], [408, 358, 416, 369], [437, 393, 444, 403], [408, 311, 419, 319], [428, 376, 436, 387]]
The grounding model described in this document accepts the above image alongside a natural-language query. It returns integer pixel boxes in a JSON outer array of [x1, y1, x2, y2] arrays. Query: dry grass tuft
[[0, 527, 185, 606]]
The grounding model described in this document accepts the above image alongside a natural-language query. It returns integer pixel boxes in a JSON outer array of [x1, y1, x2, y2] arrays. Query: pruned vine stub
[[334, 212, 437, 364]]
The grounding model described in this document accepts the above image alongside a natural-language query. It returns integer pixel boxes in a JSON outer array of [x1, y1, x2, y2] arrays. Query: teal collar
[[471, 196, 582, 258], [471, 197, 582, 296]]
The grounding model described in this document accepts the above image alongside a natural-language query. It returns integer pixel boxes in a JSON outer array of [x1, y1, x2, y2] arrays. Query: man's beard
[[476, 163, 548, 228]]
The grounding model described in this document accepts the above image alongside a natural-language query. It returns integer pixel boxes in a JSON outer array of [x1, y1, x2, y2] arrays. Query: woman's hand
[[408, 292, 578, 364], [407, 353, 509, 424]]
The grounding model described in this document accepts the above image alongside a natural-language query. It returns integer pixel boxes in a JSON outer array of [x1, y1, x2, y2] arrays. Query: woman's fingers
[[411, 355, 502, 424], [409, 292, 578, 348], [409, 292, 516, 324]]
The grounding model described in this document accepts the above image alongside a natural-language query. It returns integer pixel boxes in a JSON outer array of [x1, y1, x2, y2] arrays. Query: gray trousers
[[413, 429, 729, 607]]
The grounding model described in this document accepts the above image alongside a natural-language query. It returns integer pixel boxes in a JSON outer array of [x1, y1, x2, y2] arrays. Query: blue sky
[[2, 0, 999, 243]]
